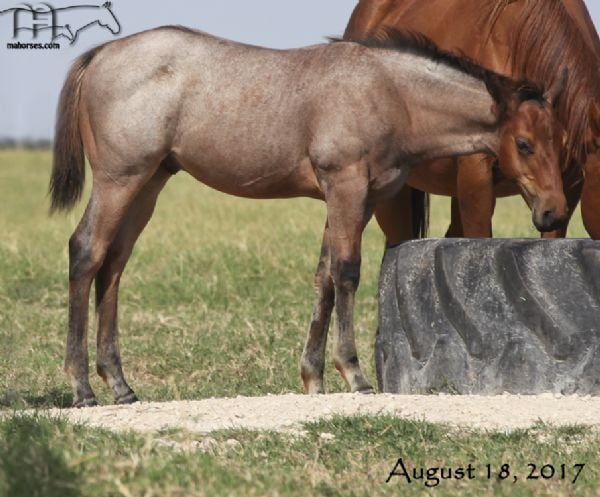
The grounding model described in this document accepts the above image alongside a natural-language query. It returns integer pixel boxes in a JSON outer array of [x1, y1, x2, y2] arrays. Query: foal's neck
[[386, 53, 502, 163]]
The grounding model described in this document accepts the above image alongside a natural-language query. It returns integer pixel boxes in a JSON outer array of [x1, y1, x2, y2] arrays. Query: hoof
[[116, 392, 139, 405], [357, 386, 376, 395], [303, 380, 325, 395], [73, 397, 98, 408]]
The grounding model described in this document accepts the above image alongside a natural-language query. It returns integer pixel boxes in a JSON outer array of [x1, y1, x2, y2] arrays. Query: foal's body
[[82, 28, 497, 200], [52, 27, 566, 406]]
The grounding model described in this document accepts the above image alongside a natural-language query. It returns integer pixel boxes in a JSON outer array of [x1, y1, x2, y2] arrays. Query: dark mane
[[338, 28, 545, 120], [506, 0, 600, 163]]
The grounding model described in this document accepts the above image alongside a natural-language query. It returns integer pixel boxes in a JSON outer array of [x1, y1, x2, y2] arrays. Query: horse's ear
[[102, 1, 112, 8], [544, 68, 568, 109]]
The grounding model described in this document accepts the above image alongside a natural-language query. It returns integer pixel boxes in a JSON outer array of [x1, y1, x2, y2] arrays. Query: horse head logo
[[97, 1, 120, 35], [0, 2, 122, 44]]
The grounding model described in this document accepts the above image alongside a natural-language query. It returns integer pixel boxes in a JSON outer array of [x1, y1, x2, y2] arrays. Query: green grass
[[0, 150, 594, 496], [0, 414, 598, 497]]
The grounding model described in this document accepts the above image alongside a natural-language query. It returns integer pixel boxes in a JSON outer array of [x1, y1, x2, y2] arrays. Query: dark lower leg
[[301, 228, 334, 394], [95, 265, 137, 404], [331, 257, 374, 393], [66, 275, 97, 407], [66, 222, 104, 407]]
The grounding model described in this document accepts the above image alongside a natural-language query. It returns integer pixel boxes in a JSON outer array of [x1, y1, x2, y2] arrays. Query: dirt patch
[[44, 393, 600, 433]]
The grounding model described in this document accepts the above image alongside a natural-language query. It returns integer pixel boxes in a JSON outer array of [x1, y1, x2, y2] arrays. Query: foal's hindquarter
[[62, 28, 503, 406]]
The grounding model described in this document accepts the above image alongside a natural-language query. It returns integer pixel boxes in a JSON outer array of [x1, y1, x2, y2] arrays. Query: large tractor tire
[[376, 239, 600, 395]]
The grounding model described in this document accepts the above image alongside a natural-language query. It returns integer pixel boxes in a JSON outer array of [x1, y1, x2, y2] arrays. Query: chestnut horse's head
[[489, 70, 569, 232]]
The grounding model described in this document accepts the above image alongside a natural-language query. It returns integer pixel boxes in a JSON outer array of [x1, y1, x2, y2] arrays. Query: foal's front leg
[[322, 166, 374, 393]]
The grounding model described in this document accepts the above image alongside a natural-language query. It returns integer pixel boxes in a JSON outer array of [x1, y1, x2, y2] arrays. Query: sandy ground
[[42, 393, 600, 434]]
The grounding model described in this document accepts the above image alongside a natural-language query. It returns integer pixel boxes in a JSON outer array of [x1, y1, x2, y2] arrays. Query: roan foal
[[50, 27, 567, 406]]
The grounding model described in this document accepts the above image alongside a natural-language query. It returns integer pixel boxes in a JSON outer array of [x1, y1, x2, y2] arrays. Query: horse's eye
[[516, 138, 534, 156]]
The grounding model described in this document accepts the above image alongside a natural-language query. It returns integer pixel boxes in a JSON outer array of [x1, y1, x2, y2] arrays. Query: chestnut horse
[[345, 0, 600, 241], [50, 26, 567, 406]]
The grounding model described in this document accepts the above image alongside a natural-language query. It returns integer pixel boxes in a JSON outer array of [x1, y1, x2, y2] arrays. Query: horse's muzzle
[[533, 209, 569, 233]]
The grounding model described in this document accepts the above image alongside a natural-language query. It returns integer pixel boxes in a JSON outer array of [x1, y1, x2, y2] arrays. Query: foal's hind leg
[[66, 172, 155, 407], [301, 223, 334, 394], [95, 168, 171, 404]]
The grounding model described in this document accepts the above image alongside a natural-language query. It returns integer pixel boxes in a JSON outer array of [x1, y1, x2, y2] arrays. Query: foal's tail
[[49, 46, 101, 213]]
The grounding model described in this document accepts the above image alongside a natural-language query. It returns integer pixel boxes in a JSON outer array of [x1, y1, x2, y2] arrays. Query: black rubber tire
[[376, 239, 600, 395]]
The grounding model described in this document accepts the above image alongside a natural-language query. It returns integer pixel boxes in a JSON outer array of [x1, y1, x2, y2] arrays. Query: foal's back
[[79, 27, 400, 199]]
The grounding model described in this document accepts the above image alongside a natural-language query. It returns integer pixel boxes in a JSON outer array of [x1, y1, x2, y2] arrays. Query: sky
[[0, 0, 598, 140]]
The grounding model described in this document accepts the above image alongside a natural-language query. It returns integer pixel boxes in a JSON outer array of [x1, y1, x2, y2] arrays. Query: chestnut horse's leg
[[455, 155, 495, 237], [323, 168, 374, 393], [445, 198, 464, 238], [374, 186, 415, 245], [66, 170, 155, 407], [300, 223, 334, 394], [95, 167, 171, 404], [582, 153, 600, 239]]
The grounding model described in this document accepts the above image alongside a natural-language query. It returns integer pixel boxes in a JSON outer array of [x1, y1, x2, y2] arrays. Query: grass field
[[0, 150, 595, 496], [2, 414, 599, 497]]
